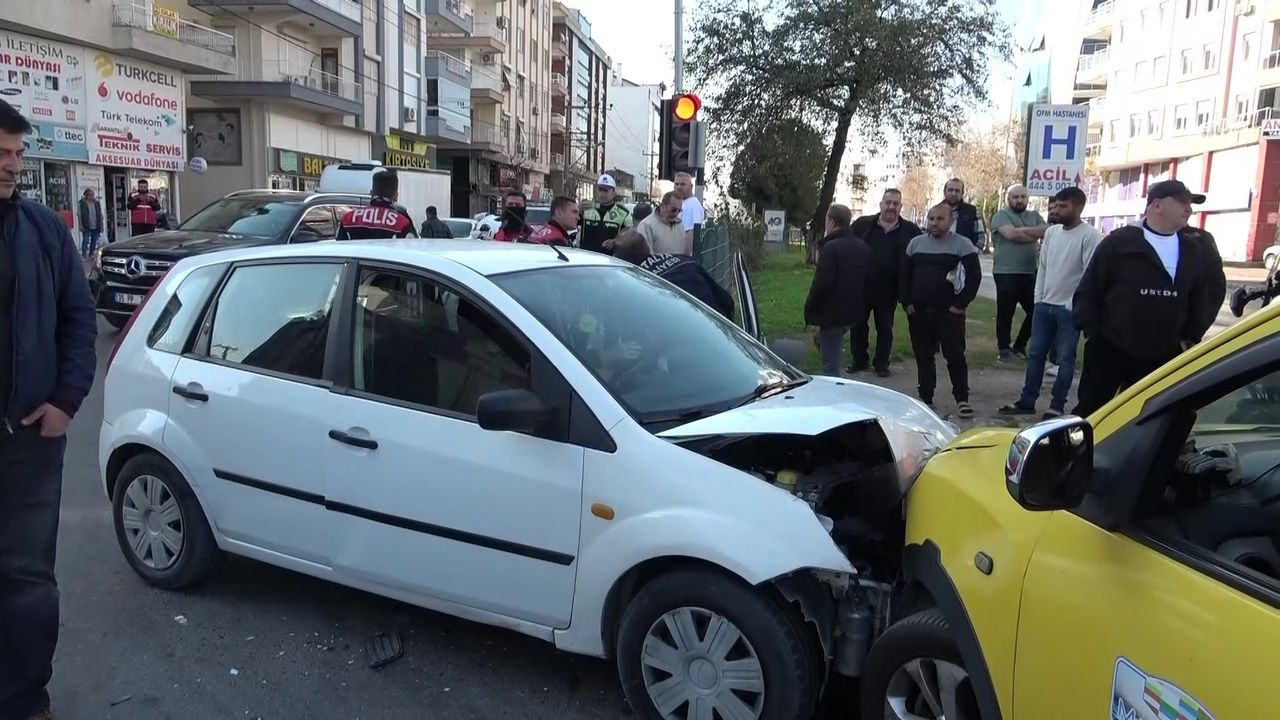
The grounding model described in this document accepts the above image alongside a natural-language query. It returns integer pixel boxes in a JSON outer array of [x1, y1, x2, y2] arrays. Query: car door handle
[[172, 384, 209, 402], [328, 429, 378, 451]]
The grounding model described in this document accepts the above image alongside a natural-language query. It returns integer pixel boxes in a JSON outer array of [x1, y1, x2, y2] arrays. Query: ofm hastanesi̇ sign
[[1025, 103, 1089, 197]]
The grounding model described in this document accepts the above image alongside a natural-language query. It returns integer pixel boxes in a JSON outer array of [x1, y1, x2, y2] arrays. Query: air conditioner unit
[[1236, 0, 1255, 14], [531, 148, 540, 159], [403, 106, 418, 123], [496, 16, 507, 29], [482, 53, 497, 64], [532, 105, 539, 115]]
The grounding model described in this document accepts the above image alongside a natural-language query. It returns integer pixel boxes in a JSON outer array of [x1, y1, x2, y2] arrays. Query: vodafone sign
[[86, 52, 185, 171]]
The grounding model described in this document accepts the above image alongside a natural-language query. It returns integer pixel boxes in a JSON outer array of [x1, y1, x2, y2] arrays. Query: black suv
[[92, 189, 367, 327]]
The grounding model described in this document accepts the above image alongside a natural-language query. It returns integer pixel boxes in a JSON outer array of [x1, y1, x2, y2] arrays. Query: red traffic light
[[672, 93, 701, 122]]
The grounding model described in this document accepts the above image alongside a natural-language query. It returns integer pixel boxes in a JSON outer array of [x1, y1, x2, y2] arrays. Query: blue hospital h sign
[[1042, 123, 1078, 161]]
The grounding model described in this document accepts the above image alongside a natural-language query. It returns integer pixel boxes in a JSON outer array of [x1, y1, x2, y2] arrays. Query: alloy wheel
[[884, 657, 975, 720], [120, 474, 185, 571], [640, 606, 766, 720]]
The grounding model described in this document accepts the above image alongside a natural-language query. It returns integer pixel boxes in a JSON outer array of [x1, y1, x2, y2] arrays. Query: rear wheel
[[860, 609, 982, 720], [616, 569, 819, 720], [112, 453, 219, 589]]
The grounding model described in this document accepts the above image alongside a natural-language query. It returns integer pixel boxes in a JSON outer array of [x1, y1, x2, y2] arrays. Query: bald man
[[991, 185, 1049, 363]]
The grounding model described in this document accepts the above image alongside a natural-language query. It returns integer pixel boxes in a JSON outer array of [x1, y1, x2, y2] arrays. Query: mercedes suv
[[91, 189, 366, 328]]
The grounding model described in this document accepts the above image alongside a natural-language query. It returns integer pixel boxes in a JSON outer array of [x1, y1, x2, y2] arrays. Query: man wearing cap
[[1072, 180, 1222, 416], [578, 174, 633, 254]]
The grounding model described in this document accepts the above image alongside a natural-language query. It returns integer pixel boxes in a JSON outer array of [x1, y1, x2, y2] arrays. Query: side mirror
[[477, 389, 552, 434], [1006, 416, 1094, 511]]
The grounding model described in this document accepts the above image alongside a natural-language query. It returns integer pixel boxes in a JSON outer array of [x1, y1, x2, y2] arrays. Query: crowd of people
[[806, 177, 1227, 420]]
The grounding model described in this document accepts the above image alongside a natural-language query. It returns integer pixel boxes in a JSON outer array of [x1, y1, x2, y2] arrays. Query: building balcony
[[551, 72, 568, 96], [553, 34, 569, 58], [1082, 0, 1115, 40], [552, 152, 565, 169], [1087, 96, 1105, 126], [470, 125, 507, 153], [471, 64, 505, 103], [111, 2, 237, 74], [424, 0, 473, 35], [190, 58, 362, 116], [430, 21, 507, 53], [421, 111, 472, 144], [1076, 49, 1110, 83], [1073, 82, 1107, 100], [551, 112, 566, 133], [1096, 111, 1269, 169], [190, 0, 360, 36], [426, 51, 471, 87]]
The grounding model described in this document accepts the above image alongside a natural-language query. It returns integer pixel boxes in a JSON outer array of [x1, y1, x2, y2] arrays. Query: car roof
[[222, 189, 369, 204], [176, 239, 624, 276]]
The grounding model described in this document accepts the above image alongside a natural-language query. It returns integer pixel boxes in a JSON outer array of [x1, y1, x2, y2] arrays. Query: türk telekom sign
[[86, 52, 185, 171]]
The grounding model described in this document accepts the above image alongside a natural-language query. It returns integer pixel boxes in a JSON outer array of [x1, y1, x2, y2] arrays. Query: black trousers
[[0, 427, 66, 720], [994, 273, 1036, 353], [850, 286, 897, 371], [908, 308, 968, 403], [1074, 334, 1172, 417]]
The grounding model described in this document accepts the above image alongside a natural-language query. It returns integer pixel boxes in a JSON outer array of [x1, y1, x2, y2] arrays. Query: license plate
[[116, 293, 144, 306]]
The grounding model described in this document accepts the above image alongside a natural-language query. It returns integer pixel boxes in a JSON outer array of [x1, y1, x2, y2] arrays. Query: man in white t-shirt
[[675, 171, 704, 254], [1000, 187, 1102, 419]]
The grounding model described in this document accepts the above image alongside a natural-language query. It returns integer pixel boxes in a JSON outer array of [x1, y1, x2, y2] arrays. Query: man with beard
[[990, 184, 1049, 363], [943, 177, 986, 250], [805, 204, 871, 376], [494, 190, 534, 242], [848, 188, 920, 377]]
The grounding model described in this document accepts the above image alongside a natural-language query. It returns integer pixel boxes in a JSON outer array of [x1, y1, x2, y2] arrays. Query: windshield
[[179, 197, 305, 238], [445, 219, 473, 238], [495, 265, 802, 422]]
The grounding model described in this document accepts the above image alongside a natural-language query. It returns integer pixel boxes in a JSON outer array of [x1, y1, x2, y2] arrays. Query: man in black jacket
[[902, 203, 983, 418], [0, 99, 98, 720], [849, 189, 919, 376], [419, 206, 453, 238], [1073, 180, 1219, 416], [805, 204, 871, 376], [943, 177, 986, 250], [609, 231, 735, 320]]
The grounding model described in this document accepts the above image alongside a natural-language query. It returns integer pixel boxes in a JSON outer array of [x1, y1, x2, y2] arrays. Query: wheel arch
[[901, 540, 1004, 720], [104, 443, 217, 536]]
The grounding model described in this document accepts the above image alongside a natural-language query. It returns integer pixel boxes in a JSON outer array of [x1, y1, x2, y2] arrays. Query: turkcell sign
[[1025, 103, 1089, 197]]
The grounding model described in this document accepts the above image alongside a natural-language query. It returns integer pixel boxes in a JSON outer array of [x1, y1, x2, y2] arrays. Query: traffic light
[[659, 93, 707, 180]]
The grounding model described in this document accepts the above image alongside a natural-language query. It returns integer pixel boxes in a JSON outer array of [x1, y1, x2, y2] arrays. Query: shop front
[[374, 130, 436, 172], [270, 148, 347, 192], [2, 30, 186, 242]]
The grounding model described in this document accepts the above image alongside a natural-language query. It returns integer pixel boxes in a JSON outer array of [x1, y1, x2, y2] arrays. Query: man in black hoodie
[[849, 189, 920, 376], [1073, 180, 1219, 416], [805, 204, 871, 376]]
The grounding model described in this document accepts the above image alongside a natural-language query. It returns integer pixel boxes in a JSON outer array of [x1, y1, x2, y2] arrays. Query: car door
[[1013, 338, 1280, 719], [733, 251, 763, 342], [166, 259, 346, 566], [322, 264, 585, 628]]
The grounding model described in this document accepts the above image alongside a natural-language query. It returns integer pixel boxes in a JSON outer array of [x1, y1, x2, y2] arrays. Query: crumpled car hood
[[659, 376, 957, 491]]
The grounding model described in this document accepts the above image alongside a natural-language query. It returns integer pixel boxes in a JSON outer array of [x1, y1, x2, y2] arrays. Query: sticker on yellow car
[[1111, 657, 1215, 720]]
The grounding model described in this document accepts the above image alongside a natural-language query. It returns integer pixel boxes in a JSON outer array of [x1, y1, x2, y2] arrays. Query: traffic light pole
[[674, 0, 684, 92]]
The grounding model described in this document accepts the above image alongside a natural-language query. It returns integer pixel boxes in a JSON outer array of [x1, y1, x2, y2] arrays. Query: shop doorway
[[106, 169, 129, 245]]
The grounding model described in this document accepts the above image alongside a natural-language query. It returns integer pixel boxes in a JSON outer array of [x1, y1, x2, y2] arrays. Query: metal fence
[[693, 223, 732, 288]]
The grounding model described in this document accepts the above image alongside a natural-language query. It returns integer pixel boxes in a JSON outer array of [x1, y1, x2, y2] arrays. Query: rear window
[[179, 196, 305, 238], [526, 207, 551, 225], [445, 219, 473, 238], [148, 264, 226, 354]]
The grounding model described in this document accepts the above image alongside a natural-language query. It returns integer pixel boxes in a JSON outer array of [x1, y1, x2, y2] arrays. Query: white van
[[318, 162, 453, 230]]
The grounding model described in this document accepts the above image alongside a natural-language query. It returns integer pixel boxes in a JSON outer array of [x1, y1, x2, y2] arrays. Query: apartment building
[[604, 78, 661, 201], [1058, 0, 1277, 261], [550, 2, 610, 201], [5, 0, 237, 239], [429, 0, 552, 216]]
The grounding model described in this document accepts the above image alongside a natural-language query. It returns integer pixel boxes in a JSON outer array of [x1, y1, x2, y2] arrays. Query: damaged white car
[[100, 242, 955, 720]]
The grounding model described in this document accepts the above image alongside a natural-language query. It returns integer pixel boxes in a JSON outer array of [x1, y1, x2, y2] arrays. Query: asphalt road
[[46, 319, 632, 720], [47, 319, 863, 720]]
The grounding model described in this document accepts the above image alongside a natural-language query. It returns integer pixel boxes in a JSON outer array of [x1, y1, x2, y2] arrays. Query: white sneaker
[[1045, 363, 1059, 378]]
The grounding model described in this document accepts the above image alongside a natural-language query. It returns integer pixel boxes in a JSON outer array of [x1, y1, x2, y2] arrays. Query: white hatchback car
[[101, 241, 953, 719]]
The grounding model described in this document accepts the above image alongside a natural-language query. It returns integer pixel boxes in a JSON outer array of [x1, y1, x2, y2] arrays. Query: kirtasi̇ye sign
[[0, 30, 88, 161], [87, 52, 185, 171], [1024, 103, 1089, 197], [274, 148, 346, 178], [381, 131, 433, 170]]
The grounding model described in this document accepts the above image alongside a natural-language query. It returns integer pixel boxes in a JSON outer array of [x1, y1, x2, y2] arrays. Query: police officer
[[578, 174, 633, 253], [337, 169, 417, 240]]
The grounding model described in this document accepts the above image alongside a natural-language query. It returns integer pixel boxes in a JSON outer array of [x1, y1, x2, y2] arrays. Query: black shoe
[[876, 368, 891, 378], [1043, 408, 1064, 420], [1012, 349, 1029, 361], [999, 402, 1036, 415], [847, 364, 869, 374], [957, 402, 976, 419]]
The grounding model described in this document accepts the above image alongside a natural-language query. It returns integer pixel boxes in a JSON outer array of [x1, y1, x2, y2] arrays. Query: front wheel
[[616, 569, 819, 720], [860, 609, 982, 720]]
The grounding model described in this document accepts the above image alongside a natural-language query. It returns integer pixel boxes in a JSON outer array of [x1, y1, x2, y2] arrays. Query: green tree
[[727, 120, 827, 227], [687, 0, 1010, 251]]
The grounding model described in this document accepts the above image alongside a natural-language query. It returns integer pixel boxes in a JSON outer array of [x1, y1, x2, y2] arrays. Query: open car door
[[733, 251, 764, 343]]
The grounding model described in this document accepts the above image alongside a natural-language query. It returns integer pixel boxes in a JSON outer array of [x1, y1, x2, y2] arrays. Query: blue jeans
[[817, 326, 849, 377], [80, 229, 102, 257], [1019, 303, 1079, 412]]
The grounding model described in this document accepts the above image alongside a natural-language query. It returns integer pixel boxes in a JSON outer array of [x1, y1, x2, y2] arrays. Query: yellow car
[[859, 289, 1280, 719]]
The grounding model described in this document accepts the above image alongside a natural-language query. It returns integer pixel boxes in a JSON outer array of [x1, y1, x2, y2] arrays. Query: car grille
[[101, 253, 175, 289]]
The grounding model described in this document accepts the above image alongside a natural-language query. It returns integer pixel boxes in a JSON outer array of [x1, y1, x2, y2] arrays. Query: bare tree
[[943, 121, 1022, 222], [898, 160, 936, 225]]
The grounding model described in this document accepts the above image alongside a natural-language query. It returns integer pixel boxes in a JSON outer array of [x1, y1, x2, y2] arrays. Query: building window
[[364, 57, 379, 96], [1260, 87, 1280, 113], [1181, 49, 1193, 75], [1109, 119, 1120, 142], [1206, 0, 1216, 10], [1148, 109, 1163, 136], [1243, 33, 1257, 61], [1174, 103, 1191, 131], [1140, 9, 1149, 30], [1195, 99, 1213, 128], [1118, 167, 1143, 200], [1159, 1, 1169, 23], [1185, 0, 1195, 18], [1129, 113, 1142, 138], [1203, 43, 1218, 72], [1135, 60, 1150, 87], [1235, 93, 1251, 118], [1154, 55, 1168, 82]]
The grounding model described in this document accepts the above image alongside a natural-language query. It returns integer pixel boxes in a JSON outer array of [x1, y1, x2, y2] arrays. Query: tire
[[859, 609, 983, 720], [104, 313, 130, 330], [111, 453, 219, 590], [616, 569, 819, 720]]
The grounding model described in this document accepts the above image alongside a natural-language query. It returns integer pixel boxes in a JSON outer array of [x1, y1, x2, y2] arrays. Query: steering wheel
[[610, 342, 664, 394]]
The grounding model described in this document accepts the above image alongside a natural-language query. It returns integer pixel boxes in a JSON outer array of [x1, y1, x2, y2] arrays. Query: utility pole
[[674, 0, 684, 93]]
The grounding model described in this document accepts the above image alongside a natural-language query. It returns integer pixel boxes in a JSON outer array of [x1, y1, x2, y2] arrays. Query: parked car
[[857, 273, 1280, 718], [90, 189, 367, 328], [445, 217, 482, 239], [100, 240, 955, 719]]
